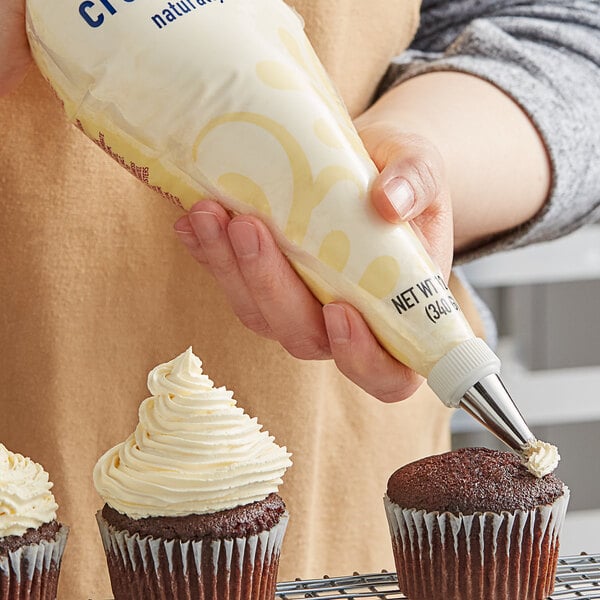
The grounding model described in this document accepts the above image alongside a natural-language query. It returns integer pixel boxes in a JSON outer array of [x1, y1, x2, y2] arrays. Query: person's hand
[[0, 0, 32, 97], [174, 122, 453, 403]]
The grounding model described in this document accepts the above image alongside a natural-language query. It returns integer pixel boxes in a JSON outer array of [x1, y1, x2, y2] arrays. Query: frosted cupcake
[[0, 444, 68, 599], [384, 447, 569, 600], [93, 348, 292, 600]]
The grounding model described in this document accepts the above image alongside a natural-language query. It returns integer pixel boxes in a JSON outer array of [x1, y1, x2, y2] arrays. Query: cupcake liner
[[0, 524, 69, 600], [96, 511, 289, 600], [384, 486, 570, 600]]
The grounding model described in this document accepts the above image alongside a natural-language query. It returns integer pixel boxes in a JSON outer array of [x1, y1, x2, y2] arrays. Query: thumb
[[358, 125, 447, 223], [357, 123, 454, 279]]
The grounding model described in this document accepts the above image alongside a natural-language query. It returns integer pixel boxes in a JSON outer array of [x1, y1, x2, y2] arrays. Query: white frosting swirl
[[0, 444, 58, 537], [93, 348, 292, 518], [522, 439, 560, 478]]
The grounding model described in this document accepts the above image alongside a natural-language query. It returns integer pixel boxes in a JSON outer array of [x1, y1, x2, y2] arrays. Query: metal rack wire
[[275, 554, 600, 599]]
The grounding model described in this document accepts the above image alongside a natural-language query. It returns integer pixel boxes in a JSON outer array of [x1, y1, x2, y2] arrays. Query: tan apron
[[0, 2, 482, 597]]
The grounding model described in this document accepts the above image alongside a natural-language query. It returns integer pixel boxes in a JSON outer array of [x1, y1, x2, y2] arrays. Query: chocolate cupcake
[[384, 447, 569, 600], [0, 444, 68, 599], [93, 348, 292, 600]]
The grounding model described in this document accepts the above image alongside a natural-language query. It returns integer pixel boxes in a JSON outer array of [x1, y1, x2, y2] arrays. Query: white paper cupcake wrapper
[[96, 510, 288, 600], [0, 524, 68, 597], [384, 486, 569, 600]]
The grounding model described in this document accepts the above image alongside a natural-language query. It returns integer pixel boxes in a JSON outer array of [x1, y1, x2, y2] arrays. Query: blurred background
[[451, 221, 600, 556]]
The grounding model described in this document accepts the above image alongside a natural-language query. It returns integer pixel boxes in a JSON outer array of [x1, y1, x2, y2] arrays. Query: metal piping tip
[[459, 373, 535, 455]]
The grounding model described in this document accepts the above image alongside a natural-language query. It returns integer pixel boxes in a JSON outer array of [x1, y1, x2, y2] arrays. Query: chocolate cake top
[[386, 447, 564, 515], [0, 520, 61, 556], [102, 493, 286, 541]]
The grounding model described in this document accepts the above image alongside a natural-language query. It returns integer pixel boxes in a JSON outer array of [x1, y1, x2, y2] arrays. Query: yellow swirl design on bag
[[272, 28, 369, 158], [256, 60, 303, 91], [191, 26, 402, 300], [359, 256, 401, 300], [313, 118, 344, 149], [318, 231, 351, 272], [218, 173, 272, 216], [192, 112, 362, 246]]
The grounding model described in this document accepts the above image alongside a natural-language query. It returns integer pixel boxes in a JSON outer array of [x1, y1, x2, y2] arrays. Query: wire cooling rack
[[275, 554, 600, 599]]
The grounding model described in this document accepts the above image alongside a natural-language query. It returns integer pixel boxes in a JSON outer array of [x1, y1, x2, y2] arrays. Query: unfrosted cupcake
[[93, 348, 292, 600], [0, 444, 68, 599], [384, 447, 569, 600]]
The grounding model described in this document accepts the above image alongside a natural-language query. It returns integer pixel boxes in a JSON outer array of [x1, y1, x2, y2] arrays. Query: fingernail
[[229, 221, 260, 257], [384, 177, 414, 218], [174, 215, 192, 233], [323, 304, 350, 343], [189, 211, 221, 242]]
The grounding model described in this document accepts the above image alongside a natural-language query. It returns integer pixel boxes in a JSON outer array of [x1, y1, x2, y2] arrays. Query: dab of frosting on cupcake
[[0, 444, 58, 537], [93, 348, 292, 519], [521, 439, 560, 478]]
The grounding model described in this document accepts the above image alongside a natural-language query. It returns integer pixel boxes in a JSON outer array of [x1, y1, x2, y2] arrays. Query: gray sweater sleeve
[[380, 0, 600, 263]]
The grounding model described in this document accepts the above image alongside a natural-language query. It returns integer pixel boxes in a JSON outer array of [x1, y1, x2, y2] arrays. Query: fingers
[[175, 202, 272, 338], [195, 206, 278, 340], [174, 214, 207, 265], [174, 200, 331, 360], [227, 218, 332, 359], [323, 302, 424, 402]]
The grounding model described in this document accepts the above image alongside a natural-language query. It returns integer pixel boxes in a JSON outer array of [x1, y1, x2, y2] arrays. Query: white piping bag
[[26, 0, 545, 460]]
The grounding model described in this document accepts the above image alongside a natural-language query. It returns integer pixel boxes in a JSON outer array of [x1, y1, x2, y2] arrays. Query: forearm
[[355, 70, 551, 254], [375, 1, 600, 260]]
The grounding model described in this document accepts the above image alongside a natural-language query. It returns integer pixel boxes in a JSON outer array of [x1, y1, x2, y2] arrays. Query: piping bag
[[25, 0, 557, 475]]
